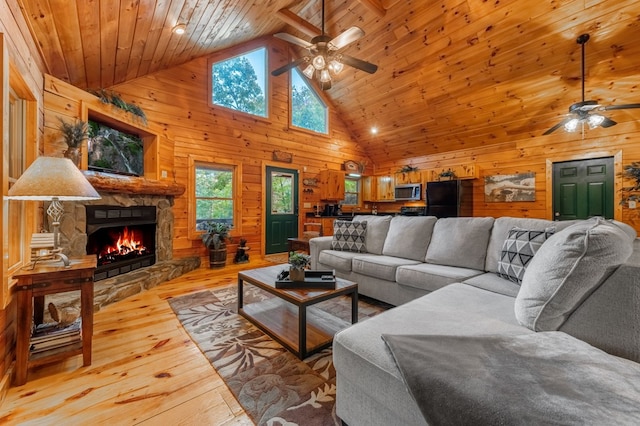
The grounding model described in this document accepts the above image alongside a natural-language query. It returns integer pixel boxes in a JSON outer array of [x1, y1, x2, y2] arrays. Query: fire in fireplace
[[86, 206, 157, 281]]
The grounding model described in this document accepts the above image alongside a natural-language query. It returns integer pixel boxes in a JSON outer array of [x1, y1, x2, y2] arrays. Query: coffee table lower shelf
[[239, 298, 349, 359]]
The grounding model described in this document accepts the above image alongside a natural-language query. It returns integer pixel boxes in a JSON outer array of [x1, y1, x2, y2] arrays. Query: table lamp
[[5, 156, 101, 267]]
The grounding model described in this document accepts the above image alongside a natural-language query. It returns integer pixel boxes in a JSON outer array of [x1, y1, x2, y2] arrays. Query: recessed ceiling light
[[370, 127, 378, 134], [173, 24, 186, 35]]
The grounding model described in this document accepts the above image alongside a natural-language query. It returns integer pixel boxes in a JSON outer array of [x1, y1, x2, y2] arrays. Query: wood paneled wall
[[45, 37, 370, 263], [1, 0, 47, 399], [375, 123, 640, 233]]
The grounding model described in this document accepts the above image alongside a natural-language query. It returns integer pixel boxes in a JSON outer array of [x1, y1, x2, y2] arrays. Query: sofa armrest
[[309, 236, 333, 269]]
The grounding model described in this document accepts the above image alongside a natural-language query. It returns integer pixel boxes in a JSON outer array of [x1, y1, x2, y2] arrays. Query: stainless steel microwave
[[394, 183, 422, 201]]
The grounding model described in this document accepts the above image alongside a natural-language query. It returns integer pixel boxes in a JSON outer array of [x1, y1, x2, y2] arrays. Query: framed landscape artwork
[[484, 172, 536, 202]]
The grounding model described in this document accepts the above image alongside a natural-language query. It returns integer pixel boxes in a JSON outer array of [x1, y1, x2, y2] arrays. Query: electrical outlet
[[364, 204, 369, 209], [629, 200, 637, 209], [303, 202, 311, 208]]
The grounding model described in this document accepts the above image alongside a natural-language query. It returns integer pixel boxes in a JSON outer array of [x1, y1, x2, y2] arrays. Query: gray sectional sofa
[[309, 215, 640, 425]]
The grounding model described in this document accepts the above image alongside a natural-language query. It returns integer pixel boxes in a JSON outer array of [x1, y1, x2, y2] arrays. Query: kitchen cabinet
[[318, 170, 345, 201], [362, 175, 395, 202], [394, 170, 422, 185]]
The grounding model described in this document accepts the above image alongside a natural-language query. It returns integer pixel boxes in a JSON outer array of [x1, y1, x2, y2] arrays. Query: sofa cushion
[[425, 217, 495, 270], [353, 215, 392, 255], [352, 255, 421, 282], [515, 217, 635, 331], [396, 263, 483, 293], [381, 216, 437, 261], [331, 220, 367, 252], [485, 217, 577, 273], [462, 273, 521, 297], [318, 250, 361, 272], [496, 227, 554, 284]]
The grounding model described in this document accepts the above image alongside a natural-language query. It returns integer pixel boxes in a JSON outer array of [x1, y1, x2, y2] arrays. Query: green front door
[[552, 157, 614, 221], [265, 166, 299, 254]]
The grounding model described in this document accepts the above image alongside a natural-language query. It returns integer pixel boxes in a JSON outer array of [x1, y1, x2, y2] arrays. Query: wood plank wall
[[0, 0, 47, 399], [44, 37, 370, 263], [375, 125, 640, 233]]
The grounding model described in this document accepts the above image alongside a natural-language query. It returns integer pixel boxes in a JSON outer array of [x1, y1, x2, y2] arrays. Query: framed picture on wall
[[484, 172, 536, 202]]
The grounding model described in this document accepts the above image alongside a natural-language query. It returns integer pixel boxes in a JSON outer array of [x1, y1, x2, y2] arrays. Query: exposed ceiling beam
[[358, 0, 386, 17], [276, 8, 321, 38]]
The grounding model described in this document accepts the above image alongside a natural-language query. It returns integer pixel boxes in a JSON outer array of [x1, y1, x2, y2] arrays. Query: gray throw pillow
[[515, 217, 635, 331], [352, 215, 391, 255], [331, 220, 367, 253], [496, 227, 555, 284]]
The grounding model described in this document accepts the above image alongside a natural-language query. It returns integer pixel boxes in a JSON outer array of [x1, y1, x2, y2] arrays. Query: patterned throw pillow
[[331, 220, 367, 253], [497, 227, 555, 284]]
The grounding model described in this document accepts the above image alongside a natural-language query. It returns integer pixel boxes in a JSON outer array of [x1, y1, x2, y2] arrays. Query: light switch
[[303, 202, 311, 208], [161, 170, 168, 178], [629, 200, 637, 209]]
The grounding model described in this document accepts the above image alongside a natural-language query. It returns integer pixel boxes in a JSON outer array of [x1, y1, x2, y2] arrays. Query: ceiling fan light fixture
[[319, 69, 331, 83], [303, 64, 315, 79], [588, 114, 605, 128], [312, 55, 326, 70], [329, 59, 344, 74], [564, 118, 580, 132]]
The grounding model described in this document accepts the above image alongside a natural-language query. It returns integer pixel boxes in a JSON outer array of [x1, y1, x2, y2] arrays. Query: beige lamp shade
[[6, 157, 101, 201]]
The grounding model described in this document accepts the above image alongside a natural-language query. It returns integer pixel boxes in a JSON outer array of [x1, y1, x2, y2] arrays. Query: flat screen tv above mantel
[[87, 119, 144, 177]]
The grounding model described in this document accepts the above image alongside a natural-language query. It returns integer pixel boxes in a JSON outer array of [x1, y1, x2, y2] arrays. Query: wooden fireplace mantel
[[83, 171, 186, 196]]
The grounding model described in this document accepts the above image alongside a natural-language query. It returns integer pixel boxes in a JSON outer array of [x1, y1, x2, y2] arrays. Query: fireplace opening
[[86, 206, 156, 281]]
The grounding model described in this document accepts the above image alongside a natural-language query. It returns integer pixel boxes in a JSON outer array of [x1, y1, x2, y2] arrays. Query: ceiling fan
[[543, 33, 640, 135], [271, 0, 378, 90]]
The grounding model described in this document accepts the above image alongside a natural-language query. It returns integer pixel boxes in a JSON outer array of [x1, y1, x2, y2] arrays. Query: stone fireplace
[[46, 173, 200, 312]]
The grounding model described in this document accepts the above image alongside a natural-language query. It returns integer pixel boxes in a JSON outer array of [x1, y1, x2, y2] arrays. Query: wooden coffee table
[[238, 264, 358, 359]]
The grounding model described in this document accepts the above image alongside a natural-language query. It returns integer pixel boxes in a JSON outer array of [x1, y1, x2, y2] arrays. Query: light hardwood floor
[[1, 258, 279, 425]]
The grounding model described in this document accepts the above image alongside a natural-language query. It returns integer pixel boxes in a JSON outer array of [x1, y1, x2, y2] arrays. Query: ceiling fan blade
[[274, 33, 313, 49], [328, 26, 365, 50], [271, 57, 307, 76], [543, 117, 572, 135], [340, 54, 378, 74], [600, 116, 617, 128], [602, 103, 640, 111]]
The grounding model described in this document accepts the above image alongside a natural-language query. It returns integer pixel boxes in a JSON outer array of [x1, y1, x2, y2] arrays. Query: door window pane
[[271, 172, 293, 214]]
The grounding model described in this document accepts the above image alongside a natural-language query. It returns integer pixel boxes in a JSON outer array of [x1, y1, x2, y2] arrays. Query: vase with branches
[[58, 118, 87, 167]]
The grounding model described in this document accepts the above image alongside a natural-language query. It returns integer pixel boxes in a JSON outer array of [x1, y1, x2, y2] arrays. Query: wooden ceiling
[[18, 0, 640, 164]]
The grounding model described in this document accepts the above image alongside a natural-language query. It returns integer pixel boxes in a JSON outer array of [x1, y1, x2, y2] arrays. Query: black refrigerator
[[425, 180, 473, 218]]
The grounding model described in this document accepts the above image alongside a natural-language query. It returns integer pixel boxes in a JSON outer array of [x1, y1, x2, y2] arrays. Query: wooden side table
[[12, 255, 97, 385]]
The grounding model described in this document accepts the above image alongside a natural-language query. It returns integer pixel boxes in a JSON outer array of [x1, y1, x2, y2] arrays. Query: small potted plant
[[197, 221, 231, 268], [439, 168, 456, 181], [58, 118, 88, 167], [288, 251, 310, 282]]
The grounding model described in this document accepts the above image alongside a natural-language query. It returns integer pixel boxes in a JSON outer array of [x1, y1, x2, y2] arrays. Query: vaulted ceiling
[[18, 0, 640, 164]]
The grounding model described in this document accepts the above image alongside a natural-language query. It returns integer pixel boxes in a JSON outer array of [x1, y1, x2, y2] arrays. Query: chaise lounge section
[[310, 215, 640, 425]]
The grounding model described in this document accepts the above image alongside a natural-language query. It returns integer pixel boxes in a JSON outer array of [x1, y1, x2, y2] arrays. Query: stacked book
[[30, 319, 81, 354]]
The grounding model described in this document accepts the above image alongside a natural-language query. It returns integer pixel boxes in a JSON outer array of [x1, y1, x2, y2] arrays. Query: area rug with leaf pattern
[[168, 284, 390, 426]]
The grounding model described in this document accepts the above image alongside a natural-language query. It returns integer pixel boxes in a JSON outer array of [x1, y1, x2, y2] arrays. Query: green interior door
[[265, 166, 299, 254], [552, 157, 614, 221]]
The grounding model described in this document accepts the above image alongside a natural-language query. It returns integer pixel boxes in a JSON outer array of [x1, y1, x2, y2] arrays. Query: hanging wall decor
[[273, 150, 293, 163], [484, 172, 536, 202]]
